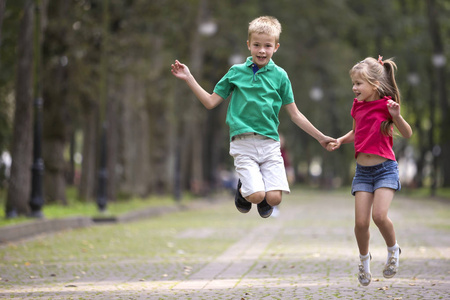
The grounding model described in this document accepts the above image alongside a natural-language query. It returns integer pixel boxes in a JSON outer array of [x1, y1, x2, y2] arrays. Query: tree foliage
[[1, 0, 449, 214]]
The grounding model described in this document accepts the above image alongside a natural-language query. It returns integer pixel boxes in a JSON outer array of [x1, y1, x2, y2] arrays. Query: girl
[[329, 56, 412, 286]]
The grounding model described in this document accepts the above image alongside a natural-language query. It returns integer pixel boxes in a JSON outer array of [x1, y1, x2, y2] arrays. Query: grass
[[0, 184, 448, 229], [0, 187, 193, 228]]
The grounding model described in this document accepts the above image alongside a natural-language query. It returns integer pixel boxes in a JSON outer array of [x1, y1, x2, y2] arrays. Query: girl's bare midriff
[[356, 152, 388, 166]]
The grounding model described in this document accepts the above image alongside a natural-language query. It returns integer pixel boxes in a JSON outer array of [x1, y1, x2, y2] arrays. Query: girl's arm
[[387, 100, 413, 138], [284, 103, 336, 149], [171, 60, 223, 110]]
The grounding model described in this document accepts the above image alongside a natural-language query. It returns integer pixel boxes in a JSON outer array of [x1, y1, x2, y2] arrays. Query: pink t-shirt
[[351, 96, 396, 161]]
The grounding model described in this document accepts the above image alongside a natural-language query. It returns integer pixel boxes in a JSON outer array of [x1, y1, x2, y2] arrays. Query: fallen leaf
[[409, 283, 416, 286], [394, 297, 403, 300], [378, 286, 389, 290], [65, 284, 77, 288], [50, 274, 56, 277], [24, 262, 31, 266], [29, 276, 36, 279], [373, 278, 380, 282], [139, 278, 145, 281]]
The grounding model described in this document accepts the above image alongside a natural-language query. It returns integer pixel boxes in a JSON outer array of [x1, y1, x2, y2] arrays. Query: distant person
[[328, 56, 412, 286], [171, 16, 335, 218]]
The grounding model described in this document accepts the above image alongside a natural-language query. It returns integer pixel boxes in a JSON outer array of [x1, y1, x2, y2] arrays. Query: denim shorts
[[351, 160, 401, 196]]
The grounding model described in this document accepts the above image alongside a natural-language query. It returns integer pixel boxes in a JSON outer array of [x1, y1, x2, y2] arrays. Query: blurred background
[[0, 0, 449, 216]]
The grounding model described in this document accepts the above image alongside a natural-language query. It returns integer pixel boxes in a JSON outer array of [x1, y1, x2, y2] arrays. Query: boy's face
[[247, 33, 279, 68]]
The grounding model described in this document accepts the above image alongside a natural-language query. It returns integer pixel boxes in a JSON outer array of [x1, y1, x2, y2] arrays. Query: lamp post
[[29, 0, 44, 218], [97, 0, 109, 212]]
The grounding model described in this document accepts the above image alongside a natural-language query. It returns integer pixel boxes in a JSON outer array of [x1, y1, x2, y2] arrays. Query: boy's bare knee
[[246, 191, 265, 204], [266, 190, 282, 206]]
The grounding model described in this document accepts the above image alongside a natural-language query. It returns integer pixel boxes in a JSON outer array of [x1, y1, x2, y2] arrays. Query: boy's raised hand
[[171, 60, 191, 81]]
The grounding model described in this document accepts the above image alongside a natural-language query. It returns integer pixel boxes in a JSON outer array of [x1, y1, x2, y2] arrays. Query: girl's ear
[[373, 80, 380, 90]]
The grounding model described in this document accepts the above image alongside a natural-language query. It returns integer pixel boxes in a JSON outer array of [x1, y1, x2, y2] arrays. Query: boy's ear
[[247, 40, 250, 50], [274, 43, 280, 52]]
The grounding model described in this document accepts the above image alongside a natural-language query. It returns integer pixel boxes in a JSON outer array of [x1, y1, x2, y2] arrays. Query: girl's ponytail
[[379, 57, 400, 136]]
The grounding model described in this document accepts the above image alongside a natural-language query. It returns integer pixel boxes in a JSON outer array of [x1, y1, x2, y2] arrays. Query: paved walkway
[[0, 188, 449, 299]]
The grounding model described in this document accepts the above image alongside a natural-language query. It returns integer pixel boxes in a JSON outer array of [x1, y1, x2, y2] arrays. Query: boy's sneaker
[[235, 180, 251, 213], [257, 199, 273, 218]]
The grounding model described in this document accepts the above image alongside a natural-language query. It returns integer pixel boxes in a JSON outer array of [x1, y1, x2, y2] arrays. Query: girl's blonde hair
[[350, 56, 400, 136], [248, 16, 282, 43]]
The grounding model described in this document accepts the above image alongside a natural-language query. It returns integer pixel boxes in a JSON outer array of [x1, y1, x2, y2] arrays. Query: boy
[[171, 16, 334, 218]]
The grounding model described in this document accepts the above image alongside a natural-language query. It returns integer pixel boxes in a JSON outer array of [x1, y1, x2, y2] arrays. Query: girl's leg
[[372, 188, 396, 247], [354, 191, 374, 255], [355, 191, 374, 286], [373, 187, 401, 278]]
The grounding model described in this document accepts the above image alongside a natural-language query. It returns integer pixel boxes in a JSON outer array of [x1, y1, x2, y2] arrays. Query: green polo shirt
[[214, 57, 295, 142]]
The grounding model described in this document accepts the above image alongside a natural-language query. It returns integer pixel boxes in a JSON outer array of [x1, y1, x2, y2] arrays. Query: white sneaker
[[358, 253, 372, 286], [383, 247, 401, 278]]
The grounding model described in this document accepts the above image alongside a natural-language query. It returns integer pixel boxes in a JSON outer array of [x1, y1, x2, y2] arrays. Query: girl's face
[[351, 75, 379, 102], [247, 33, 279, 68]]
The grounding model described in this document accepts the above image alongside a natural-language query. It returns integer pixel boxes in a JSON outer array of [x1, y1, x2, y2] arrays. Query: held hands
[[171, 60, 191, 81], [319, 136, 338, 152], [326, 140, 341, 151]]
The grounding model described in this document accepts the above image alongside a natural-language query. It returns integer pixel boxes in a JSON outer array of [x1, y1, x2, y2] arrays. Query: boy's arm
[[171, 60, 223, 110], [284, 103, 336, 149]]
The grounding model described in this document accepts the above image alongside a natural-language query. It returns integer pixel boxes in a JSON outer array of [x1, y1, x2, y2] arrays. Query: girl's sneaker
[[358, 253, 372, 286], [383, 247, 401, 278]]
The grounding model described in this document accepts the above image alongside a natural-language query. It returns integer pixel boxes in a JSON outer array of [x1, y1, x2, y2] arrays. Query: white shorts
[[229, 133, 290, 197]]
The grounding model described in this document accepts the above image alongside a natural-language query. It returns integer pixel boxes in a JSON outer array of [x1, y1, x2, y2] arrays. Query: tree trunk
[[0, 0, 6, 50], [426, 0, 450, 187], [5, 0, 34, 216], [78, 103, 98, 201], [42, 0, 69, 204]]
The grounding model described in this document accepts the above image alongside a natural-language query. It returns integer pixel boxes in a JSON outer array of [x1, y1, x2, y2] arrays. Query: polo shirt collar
[[245, 56, 274, 72]]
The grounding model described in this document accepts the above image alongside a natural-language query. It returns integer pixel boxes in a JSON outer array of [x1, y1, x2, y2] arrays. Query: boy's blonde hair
[[248, 16, 282, 43], [350, 56, 400, 136]]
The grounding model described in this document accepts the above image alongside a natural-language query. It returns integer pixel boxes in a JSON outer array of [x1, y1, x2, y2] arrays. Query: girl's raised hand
[[171, 60, 191, 80], [387, 99, 401, 118]]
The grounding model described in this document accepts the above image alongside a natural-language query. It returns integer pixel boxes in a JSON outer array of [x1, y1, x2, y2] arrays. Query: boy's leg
[[266, 190, 282, 206], [230, 139, 265, 212], [235, 179, 252, 213]]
